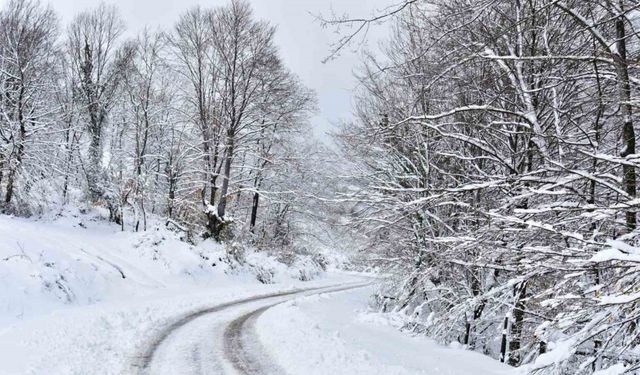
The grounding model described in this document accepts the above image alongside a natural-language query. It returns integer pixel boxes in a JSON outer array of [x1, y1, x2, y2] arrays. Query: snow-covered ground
[[0, 212, 514, 375], [0, 210, 334, 374], [0, 209, 323, 327], [257, 286, 516, 375], [0, 273, 362, 375]]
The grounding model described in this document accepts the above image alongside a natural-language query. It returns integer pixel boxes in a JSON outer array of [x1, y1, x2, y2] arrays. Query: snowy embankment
[[256, 286, 516, 375], [0, 209, 324, 325], [0, 210, 348, 374]]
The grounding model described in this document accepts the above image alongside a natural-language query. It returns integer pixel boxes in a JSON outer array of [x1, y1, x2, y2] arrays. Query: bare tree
[[67, 3, 133, 210], [0, 0, 57, 211]]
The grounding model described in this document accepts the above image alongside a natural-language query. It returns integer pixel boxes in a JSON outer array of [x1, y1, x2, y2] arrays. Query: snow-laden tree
[[67, 3, 134, 214], [168, 0, 315, 240], [335, 0, 640, 372], [0, 0, 58, 213]]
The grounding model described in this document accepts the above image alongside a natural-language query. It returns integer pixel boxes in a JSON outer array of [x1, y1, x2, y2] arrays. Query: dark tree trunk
[[250, 191, 259, 233], [81, 42, 106, 204], [4, 134, 22, 205], [0, 153, 4, 196], [464, 268, 485, 348], [508, 282, 527, 366], [500, 316, 509, 363], [4, 81, 27, 207], [210, 178, 218, 205], [209, 131, 235, 240], [167, 167, 176, 218], [217, 136, 234, 219]]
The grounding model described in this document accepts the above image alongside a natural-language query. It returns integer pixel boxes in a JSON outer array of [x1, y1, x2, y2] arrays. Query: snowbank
[[0, 209, 325, 326]]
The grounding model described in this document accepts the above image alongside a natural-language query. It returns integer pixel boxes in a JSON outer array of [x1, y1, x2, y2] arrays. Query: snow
[[0, 209, 350, 374], [0, 211, 205, 325], [0, 209, 325, 326], [589, 240, 640, 263], [593, 364, 627, 375], [598, 292, 640, 305], [0, 211, 523, 375], [0, 274, 358, 375], [256, 286, 515, 375], [521, 338, 577, 373]]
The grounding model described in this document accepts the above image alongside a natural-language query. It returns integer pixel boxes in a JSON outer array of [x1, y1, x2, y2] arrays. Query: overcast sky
[[21, 0, 394, 143]]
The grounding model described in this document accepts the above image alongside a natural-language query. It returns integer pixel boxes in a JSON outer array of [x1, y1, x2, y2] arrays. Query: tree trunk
[[86, 131, 103, 202], [62, 130, 77, 202], [615, 10, 636, 231], [210, 131, 235, 240], [464, 268, 485, 348], [0, 152, 4, 197], [500, 316, 509, 363], [4, 165, 18, 205], [508, 282, 527, 366], [250, 191, 259, 233], [217, 136, 234, 218], [167, 174, 176, 218], [5, 121, 26, 206], [4, 80, 27, 207]]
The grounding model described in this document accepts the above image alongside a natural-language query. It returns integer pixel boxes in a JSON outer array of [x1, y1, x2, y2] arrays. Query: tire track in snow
[[130, 282, 368, 374], [224, 305, 280, 375], [223, 283, 370, 375]]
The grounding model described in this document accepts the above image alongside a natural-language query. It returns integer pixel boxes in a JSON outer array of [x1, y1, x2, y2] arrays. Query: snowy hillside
[[0, 209, 324, 326], [0, 270, 359, 375]]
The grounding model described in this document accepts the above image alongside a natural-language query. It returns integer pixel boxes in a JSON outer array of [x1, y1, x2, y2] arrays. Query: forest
[[0, 0, 324, 246], [2, 0, 640, 374]]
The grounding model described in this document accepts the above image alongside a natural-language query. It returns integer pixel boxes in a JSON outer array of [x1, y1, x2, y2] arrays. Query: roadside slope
[[0, 210, 324, 326]]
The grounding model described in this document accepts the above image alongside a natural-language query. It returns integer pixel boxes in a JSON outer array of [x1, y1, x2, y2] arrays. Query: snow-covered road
[[134, 281, 515, 375], [0, 271, 361, 375]]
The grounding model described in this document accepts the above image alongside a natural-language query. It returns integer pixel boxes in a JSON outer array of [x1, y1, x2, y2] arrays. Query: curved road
[[130, 282, 369, 375]]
